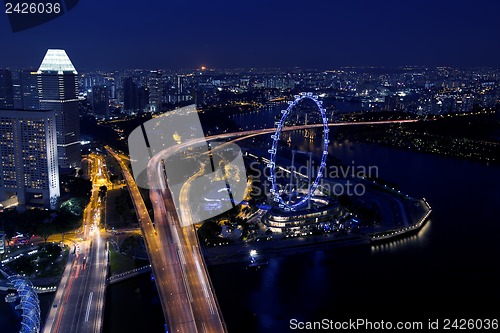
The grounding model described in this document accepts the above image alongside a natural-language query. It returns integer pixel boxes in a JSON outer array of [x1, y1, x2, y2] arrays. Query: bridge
[[107, 265, 152, 285], [110, 114, 419, 332], [1, 267, 41, 333]]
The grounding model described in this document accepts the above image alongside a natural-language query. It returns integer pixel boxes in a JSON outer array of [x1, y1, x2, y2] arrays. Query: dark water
[[209, 141, 500, 332], [103, 273, 165, 333], [0, 292, 20, 333], [208, 109, 500, 332], [103, 107, 500, 332], [0, 291, 52, 333], [230, 100, 363, 132], [3, 265, 164, 333], [6, 105, 498, 332]]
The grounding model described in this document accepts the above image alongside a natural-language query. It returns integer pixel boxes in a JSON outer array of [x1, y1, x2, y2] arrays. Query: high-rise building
[[11, 71, 23, 109], [20, 70, 40, 110], [0, 69, 14, 109], [123, 77, 149, 113], [91, 85, 110, 119], [0, 231, 5, 254], [137, 86, 149, 112], [104, 76, 116, 99], [148, 70, 163, 112], [123, 77, 138, 113], [173, 74, 193, 104], [176, 74, 185, 95], [0, 108, 60, 210], [37, 49, 81, 169]]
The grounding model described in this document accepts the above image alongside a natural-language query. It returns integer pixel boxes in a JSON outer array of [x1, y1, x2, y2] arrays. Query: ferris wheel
[[268, 92, 330, 211]]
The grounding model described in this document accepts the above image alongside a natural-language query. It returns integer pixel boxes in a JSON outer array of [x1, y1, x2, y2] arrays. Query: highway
[[109, 118, 416, 333], [108, 146, 205, 332], [43, 154, 110, 333]]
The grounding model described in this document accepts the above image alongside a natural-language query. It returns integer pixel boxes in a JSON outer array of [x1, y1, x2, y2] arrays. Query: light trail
[[84, 292, 93, 322], [108, 118, 419, 333]]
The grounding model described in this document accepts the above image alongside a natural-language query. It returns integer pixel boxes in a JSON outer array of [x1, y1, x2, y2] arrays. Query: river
[[5, 105, 499, 333], [207, 106, 500, 332]]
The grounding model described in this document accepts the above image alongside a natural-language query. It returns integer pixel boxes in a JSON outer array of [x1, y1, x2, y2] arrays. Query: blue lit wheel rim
[[268, 92, 329, 211]]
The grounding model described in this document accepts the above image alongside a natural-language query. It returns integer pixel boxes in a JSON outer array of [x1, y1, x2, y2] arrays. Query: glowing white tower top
[[37, 49, 78, 74]]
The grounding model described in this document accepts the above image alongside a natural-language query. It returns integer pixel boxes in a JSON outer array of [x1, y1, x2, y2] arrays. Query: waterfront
[[0, 291, 53, 333], [4, 106, 499, 333], [208, 139, 500, 333], [0, 291, 20, 333], [103, 273, 164, 333]]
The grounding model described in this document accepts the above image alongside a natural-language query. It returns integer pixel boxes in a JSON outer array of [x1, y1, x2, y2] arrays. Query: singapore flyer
[[268, 92, 330, 211]]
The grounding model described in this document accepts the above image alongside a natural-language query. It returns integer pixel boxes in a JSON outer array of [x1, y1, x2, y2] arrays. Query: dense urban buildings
[[147, 70, 163, 112], [37, 49, 81, 169], [0, 69, 14, 109], [0, 108, 59, 210], [20, 70, 40, 110], [91, 85, 110, 119], [123, 76, 149, 113], [70, 67, 499, 117]]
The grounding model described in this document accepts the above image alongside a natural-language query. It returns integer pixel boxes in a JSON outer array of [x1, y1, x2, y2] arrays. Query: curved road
[[111, 118, 418, 333]]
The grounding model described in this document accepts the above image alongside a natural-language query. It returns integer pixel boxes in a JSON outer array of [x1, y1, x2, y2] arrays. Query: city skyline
[[0, 2, 499, 332], [1, 0, 500, 70]]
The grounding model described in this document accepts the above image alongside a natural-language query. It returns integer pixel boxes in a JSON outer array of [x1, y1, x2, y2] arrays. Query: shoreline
[[202, 196, 432, 267]]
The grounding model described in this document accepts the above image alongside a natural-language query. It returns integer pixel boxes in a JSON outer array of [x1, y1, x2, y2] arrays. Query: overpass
[[109, 117, 418, 333], [107, 265, 152, 285]]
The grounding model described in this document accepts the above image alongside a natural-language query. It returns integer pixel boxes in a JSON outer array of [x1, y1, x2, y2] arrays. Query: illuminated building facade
[[148, 70, 163, 112], [20, 70, 40, 110], [0, 108, 60, 210], [37, 49, 81, 169], [263, 200, 343, 233]]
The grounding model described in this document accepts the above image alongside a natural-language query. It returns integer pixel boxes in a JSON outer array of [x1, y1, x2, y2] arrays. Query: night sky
[[1, 0, 500, 70]]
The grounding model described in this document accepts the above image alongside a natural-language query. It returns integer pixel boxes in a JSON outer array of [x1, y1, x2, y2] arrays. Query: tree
[[36, 222, 57, 243]]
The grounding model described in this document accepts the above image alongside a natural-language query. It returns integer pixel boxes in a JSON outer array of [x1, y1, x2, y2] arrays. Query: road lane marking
[[84, 291, 93, 322]]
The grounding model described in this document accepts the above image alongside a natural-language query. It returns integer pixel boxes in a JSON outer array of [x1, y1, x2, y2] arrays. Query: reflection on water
[[231, 105, 277, 130], [0, 292, 20, 333], [371, 219, 432, 254], [213, 109, 500, 333]]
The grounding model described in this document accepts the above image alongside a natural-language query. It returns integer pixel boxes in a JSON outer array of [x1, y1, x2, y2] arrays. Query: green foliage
[[38, 243, 62, 259], [9, 256, 35, 276], [60, 197, 88, 216]]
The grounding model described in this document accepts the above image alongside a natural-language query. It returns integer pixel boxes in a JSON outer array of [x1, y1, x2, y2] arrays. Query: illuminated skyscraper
[[176, 74, 185, 95], [148, 70, 163, 112], [20, 70, 40, 110], [0, 108, 59, 210], [37, 49, 81, 169]]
